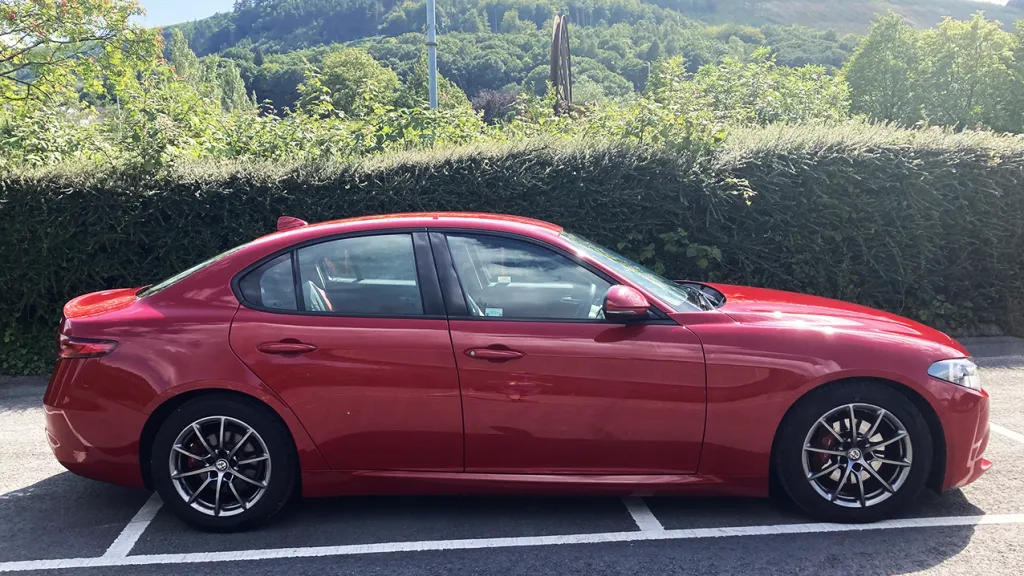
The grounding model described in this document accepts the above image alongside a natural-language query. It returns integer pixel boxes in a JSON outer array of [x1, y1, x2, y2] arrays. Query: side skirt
[[301, 470, 767, 498]]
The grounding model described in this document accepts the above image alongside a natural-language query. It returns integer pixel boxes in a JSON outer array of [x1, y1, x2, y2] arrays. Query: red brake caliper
[[816, 429, 837, 467]]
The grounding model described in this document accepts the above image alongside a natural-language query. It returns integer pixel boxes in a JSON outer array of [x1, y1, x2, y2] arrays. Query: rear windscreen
[[138, 244, 248, 298]]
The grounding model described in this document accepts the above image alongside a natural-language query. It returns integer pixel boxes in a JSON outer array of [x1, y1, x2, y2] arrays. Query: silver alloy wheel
[[168, 416, 272, 517], [801, 403, 913, 509]]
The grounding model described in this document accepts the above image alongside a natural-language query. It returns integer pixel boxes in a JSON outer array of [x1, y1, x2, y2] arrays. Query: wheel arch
[[769, 376, 947, 493], [139, 388, 302, 490]]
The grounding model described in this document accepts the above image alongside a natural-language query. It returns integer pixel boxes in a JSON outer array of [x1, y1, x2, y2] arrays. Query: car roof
[[275, 212, 563, 239]]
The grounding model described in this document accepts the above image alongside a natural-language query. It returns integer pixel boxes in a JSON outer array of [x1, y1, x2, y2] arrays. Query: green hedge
[[3, 125, 1024, 375]]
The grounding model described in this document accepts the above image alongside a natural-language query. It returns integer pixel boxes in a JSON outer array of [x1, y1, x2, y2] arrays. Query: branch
[[1, 38, 112, 82], [1, 51, 83, 81], [4, 72, 55, 102], [1, 29, 120, 65], [0, 37, 46, 65], [42, 32, 118, 46]]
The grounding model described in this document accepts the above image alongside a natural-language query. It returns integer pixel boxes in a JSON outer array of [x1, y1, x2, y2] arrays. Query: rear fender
[[144, 379, 329, 472]]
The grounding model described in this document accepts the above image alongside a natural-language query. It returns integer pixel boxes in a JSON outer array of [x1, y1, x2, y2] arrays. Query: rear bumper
[[43, 359, 147, 489], [941, 385, 991, 490]]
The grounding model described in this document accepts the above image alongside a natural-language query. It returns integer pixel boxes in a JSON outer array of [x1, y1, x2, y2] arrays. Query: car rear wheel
[[775, 381, 933, 523], [150, 395, 297, 531]]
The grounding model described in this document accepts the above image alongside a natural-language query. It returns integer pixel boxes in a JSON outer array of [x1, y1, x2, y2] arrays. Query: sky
[[138, 0, 236, 27]]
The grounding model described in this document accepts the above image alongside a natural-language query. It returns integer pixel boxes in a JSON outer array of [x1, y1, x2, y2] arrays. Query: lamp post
[[426, 0, 438, 109]]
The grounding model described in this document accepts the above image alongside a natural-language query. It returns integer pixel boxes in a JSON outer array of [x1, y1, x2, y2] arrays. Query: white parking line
[[2, 513, 1023, 573], [101, 493, 163, 559], [991, 423, 1024, 444], [622, 497, 665, 532]]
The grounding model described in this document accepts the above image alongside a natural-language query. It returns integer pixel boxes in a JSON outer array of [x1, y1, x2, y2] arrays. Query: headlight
[[928, 358, 981, 391]]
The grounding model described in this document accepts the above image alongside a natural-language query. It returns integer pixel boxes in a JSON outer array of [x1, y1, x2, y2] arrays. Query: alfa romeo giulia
[[45, 212, 990, 531]]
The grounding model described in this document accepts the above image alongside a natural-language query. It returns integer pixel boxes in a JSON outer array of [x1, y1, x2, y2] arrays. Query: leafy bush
[[714, 123, 1024, 335], [4, 123, 1024, 374], [686, 49, 851, 125]]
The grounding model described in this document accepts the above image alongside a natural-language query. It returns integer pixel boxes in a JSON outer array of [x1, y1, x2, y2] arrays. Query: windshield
[[138, 244, 249, 297], [561, 232, 703, 313]]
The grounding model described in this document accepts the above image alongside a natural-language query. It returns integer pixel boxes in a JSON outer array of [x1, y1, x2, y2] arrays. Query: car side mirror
[[603, 285, 650, 322]]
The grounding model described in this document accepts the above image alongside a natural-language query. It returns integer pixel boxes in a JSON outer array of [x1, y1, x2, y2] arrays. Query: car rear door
[[229, 231, 464, 472], [432, 231, 706, 474]]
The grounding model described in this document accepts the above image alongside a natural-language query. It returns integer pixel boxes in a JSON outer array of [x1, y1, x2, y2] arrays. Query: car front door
[[229, 231, 464, 472], [433, 231, 706, 474]]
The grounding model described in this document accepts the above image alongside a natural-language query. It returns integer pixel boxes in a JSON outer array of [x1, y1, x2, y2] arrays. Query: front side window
[[561, 232, 704, 313], [296, 234, 423, 315], [446, 234, 611, 320]]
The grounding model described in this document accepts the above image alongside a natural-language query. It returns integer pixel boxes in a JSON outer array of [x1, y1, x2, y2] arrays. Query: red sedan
[[45, 212, 990, 531]]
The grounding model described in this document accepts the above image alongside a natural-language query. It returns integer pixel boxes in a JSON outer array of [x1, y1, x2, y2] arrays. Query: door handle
[[257, 341, 317, 355], [465, 348, 524, 362]]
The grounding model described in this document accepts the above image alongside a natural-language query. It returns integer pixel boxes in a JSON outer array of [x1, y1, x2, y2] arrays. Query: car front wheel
[[775, 381, 933, 523], [150, 395, 297, 531]]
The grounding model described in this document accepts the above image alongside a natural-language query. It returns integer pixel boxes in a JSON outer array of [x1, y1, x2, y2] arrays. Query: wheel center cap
[[847, 448, 863, 461], [215, 459, 229, 472]]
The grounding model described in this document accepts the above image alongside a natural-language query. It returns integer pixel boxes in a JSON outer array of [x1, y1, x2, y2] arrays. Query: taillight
[[57, 334, 118, 359]]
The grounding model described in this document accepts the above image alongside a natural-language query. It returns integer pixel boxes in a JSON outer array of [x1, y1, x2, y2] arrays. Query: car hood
[[704, 283, 968, 356]]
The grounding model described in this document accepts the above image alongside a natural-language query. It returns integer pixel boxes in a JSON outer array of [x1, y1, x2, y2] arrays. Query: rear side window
[[296, 234, 423, 315], [238, 254, 297, 310]]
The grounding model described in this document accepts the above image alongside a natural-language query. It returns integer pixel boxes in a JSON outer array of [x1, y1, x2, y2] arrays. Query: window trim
[[430, 229, 674, 325], [230, 228, 447, 319], [427, 232, 470, 317]]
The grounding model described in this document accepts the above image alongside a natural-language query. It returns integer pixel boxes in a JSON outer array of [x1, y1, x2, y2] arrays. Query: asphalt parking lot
[[1, 338, 1023, 575]]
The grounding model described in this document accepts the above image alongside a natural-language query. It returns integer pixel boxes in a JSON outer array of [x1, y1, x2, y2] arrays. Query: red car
[[45, 212, 990, 531]]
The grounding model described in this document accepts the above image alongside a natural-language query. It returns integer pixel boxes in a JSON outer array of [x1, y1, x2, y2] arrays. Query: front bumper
[[941, 384, 991, 490]]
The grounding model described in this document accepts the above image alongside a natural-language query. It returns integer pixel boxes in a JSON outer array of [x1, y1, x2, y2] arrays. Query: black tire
[[774, 380, 933, 523], [150, 394, 297, 532]]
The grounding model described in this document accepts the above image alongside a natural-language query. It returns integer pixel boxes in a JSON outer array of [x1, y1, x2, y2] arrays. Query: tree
[[398, 50, 472, 110], [1008, 23, 1024, 133], [916, 13, 1016, 131], [463, 11, 487, 33], [218, 61, 252, 112], [305, 47, 400, 117], [499, 10, 528, 34], [644, 40, 662, 62], [251, 62, 306, 112], [165, 29, 202, 85], [295, 61, 337, 117], [1, 0, 160, 102], [645, 56, 689, 97], [572, 77, 607, 103], [842, 13, 922, 126], [162, 30, 252, 113], [253, 45, 265, 67]]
